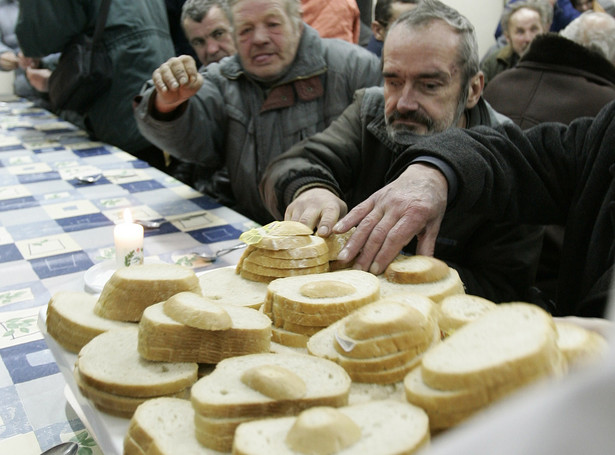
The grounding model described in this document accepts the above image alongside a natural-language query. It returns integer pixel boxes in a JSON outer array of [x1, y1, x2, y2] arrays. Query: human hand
[[333, 163, 448, 274], [26, 67, 51, 92], [0, 51, 19, 71], [152, 55, 203, 113], [285, 187, 348, 236], [17, 52, 40, 70]]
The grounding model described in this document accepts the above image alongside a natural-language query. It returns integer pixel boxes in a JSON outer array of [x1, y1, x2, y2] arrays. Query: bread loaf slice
[[243, 250, 329, 269], [124, 397, 222, 455], [76, 326, 198, 397], [324, 228, 355, 261], [190, 353, 351, 418], [438, 294, 497, 337], [163, 291, 232, 330], [555, 321, 609, 368], [74, 368, 189, 418], [46, 290, 134, 353], [265, 269, 380, 317], [138, 301, 271, 363], [385, 255, 449, 284], [379, 267, 465, 302], [198, 266, 268, 309], [241, 260, 330, 277], [232, 400, 430, 455], [94, 263, 201, 321], [420, 303, 562, 391], [258, 235, 328, 259]]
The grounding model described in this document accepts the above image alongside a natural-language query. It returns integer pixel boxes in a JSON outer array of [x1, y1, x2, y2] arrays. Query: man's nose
[[252, 24, 270, 44], [397, 84, 419, 112]]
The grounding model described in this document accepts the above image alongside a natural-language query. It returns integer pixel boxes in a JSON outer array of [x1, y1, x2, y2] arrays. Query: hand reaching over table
[[333, 163, 448, 275], [152, 55, 203, 113], [285, 188, 348, 237]]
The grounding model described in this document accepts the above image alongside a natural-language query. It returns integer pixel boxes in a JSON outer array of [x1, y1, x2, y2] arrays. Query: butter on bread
[[46, 290, 134, 353], [232, 400, 430, 455], [94, 263, 201, 322]]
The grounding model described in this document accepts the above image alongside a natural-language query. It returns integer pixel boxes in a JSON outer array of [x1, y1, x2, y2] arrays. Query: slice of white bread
[[138, 301, 271, 363], [190, 352, 351, 418], [379, 267, 465, 302], [45, 290, 134, 353], [74, 368, 189, 419], [252, 235, 328, 259], [76, 326, 198, 397], [241, 260, 330, 277], [232, 400, 430, 455], [324, 228, 356, 261], [94, 263, 201, 321], [438, 294, 497, 337], [198, 266, 268, 309], [124, 397, 224, 455], [420, 302, 563, 391], [307, 296, 440, 384], [555, 321, 609, 368], [264, 269, 380, 323], [385, 254, 449, 284], [163, 291, 232, 330], [243, 250, 329, 269]]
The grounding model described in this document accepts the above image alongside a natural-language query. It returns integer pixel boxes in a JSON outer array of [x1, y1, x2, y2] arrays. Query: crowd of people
[[5, 0, 615, 451]]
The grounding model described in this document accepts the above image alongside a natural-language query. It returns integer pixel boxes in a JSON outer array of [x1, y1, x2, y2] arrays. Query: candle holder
[[114, 208, 144, 268]]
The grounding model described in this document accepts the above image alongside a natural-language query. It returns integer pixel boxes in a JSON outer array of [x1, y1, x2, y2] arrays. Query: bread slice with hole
[[138, 300, 271, 363], [45, 290, 134, 353], [94, 263, 201, 321], [232, 400, 430, 455]]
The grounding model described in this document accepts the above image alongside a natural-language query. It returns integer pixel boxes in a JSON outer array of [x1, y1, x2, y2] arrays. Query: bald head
[[560, 11, 615, 65]]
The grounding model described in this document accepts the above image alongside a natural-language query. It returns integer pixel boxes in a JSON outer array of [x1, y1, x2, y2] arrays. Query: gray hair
[[390, 0, 480, 102], [501, 0, 553, 35], [227, 0, 302, 30], [181, 0, 233, 24], [560, 11, 615, 64]]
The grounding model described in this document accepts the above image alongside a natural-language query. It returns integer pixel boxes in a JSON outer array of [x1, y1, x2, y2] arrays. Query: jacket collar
[[519, 33, 615, 84]]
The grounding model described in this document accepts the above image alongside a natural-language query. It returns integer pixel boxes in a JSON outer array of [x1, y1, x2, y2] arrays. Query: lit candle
[[114, 208, 144, 268]]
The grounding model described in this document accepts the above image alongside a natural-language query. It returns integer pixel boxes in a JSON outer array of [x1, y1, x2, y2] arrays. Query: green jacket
[[480, 45, 519, 87], [261, 87, 544, 303], [16, 0, 174, 153]]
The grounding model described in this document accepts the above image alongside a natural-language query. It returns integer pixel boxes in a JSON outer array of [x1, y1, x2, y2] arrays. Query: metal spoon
[[191, 242, 247, 262], [40, 442, 78, 455], [134, 219, 165, 229], [75, 173, 102, 184]]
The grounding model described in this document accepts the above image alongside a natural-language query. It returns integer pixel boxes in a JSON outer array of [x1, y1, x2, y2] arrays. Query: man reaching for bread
[[260, 0, 543, 304]]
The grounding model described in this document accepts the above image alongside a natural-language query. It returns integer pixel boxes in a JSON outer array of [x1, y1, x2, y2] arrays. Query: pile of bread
[[44, 221, 609, 454]]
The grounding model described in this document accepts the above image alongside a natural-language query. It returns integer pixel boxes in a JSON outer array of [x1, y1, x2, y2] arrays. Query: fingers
[[284, 188, 347, 236], [153, 55, 201, 93]]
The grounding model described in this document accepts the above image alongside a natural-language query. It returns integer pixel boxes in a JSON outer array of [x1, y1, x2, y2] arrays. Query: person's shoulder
[[320, 37, 380, 65]]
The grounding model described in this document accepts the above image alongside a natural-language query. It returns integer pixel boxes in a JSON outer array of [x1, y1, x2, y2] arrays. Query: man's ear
[[465, 72, 484, 109], [371, 20, 386, 41]]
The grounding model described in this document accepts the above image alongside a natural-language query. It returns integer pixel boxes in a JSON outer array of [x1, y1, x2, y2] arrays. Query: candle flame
[[123, 208, 133, 224]]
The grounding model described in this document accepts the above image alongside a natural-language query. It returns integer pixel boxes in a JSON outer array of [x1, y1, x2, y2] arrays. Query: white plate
[[38, 308, 126, 455], [83, 258, 166, 294]]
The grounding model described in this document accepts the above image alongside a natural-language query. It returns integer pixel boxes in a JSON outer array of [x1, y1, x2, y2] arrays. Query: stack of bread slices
[[74, 327, 198, 418], [379, 255, 465, 302], [263, 269, 381, 348], [138, 291, 272, 363], [189, 352, 352, 452], [404, 303, 568, 431], [232, 400, 430, 455], [236, 221, 330, 282], [307, 293, 440, 384]]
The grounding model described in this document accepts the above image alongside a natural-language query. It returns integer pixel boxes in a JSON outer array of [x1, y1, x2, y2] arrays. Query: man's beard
[[385, 98, 467, 145]]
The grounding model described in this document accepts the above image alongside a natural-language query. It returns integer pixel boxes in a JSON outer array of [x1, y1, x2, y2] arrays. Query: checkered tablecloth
[[0, 98, 257, 454]]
